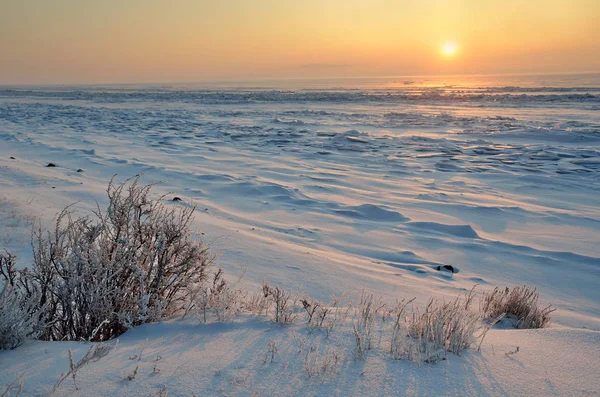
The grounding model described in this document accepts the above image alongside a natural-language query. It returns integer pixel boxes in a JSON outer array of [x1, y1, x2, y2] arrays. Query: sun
[[441, 41, 458, 57]]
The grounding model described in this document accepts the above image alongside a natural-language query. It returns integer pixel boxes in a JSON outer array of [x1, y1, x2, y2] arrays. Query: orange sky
[[1, 0, 599, 84]]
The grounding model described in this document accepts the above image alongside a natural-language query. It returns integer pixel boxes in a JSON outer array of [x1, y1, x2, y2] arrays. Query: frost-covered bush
[[481, 285, 555, 329], [208, 270, 246, 323], [5, 176, 214, 342], [0, 251, 44, 349], [262, 282, 298, 325], [184, 269, 246, 323], [303, 344, 342, 378]]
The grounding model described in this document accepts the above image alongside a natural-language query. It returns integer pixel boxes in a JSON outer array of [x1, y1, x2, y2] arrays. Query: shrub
[[0, 251, 44, 350], [301, 294, 347, 337], [301, 296, 321, 325], [3, 176, 214, 342], [184, 269, 246, 323], [261, 282, 297, 325], [208, 272, 246, 323], [303, 344, 342, 378], [263, 339, 278, 364], [481, 286, 555, 329]]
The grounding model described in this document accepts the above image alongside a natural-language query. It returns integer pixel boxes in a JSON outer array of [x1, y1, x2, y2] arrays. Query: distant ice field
[[1, 73, 599, 329]]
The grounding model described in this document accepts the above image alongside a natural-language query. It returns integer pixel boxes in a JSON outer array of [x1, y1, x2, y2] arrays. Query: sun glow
[[1, 0, 598, 84], [442, 41, 458, 57]]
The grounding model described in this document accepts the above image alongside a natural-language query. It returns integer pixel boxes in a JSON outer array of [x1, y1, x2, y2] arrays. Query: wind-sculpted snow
[[0, 80, 599, 330]]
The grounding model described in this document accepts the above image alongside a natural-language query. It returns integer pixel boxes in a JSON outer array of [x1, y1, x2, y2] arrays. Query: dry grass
[[481, 286, 555, 329], [51, 341, 118, 394], [351, 291, 385, 360], [0, 371, 25, 397], [403, 293, 480, 363]]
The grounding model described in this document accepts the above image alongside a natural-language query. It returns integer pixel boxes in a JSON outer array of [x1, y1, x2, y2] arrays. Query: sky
[[1, 0, 599, 84]]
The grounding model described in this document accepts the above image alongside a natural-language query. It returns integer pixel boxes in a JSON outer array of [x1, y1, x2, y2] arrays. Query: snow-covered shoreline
[[1, 78, 599, 395]]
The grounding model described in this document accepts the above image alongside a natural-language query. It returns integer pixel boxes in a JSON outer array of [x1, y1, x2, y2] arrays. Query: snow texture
[[1, 74, 599, 395]]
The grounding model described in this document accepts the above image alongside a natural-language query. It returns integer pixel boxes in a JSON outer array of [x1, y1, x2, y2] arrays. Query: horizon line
[[1, 70, 599, 88]]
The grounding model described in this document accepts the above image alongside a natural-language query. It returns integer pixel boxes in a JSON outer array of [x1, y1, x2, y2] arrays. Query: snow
[[2, 318, 599, 396], [1, 75, 600, 395]]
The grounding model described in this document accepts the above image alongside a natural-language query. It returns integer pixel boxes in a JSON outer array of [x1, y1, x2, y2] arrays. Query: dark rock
[[172, 197, 182, 202], [436, 265, 456, 273], [46, 163, 56, 167], [77, 169, 84, 173], [10, 157, 15, 160]]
